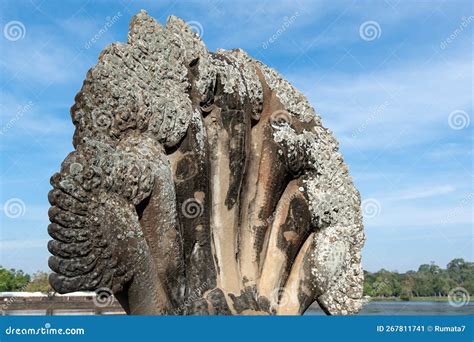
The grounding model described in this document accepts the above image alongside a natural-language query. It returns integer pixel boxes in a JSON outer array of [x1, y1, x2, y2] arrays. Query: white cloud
[[427, 142, 473, 160], [364, 201, 471, 228], [0, 91, 73, 140], [287, 56, 471, 151], [0, 29, 89, 86], [7, 48, 84, 85], [0, 239, 48, 250], [0, 204, 49, 222], [387, 185, 456, 201]]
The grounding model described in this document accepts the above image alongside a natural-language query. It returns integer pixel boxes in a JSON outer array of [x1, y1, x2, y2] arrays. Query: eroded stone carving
[[47, 10, 365, 315]]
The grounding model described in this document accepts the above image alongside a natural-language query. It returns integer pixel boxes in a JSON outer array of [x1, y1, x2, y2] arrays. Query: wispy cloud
[[0, 91, 73, 152], [364, 200, 472, 228], [427, 142, 473, 160], [0, 41, 87, 87], [387, 185, 456, 201], [0, 239, 48, 250], [289, 57, 472, 150]]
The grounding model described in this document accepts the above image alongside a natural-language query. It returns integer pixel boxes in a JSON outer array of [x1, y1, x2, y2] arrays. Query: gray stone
[[47, 10, 365, 315]]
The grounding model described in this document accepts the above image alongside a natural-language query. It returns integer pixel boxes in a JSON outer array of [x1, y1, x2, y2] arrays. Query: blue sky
[[0, 0, 472, 274]]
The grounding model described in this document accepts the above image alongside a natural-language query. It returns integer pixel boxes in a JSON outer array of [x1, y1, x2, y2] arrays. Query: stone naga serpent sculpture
[[47, 10, 365, 315]]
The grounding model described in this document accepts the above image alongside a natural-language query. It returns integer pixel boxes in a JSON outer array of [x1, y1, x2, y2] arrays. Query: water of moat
[[306, 301, 474, 315]]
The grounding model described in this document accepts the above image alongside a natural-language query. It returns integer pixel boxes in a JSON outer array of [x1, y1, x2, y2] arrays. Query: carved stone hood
[[47, 10, 365, 315]]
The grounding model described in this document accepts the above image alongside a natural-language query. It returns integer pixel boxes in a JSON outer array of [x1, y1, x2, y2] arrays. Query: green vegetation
[[24, 271, 52, 292], [0, 268, 52, 293], [1, 258, 472, 298], [364, 258, 474, 300], [0, 268, 30, 291]]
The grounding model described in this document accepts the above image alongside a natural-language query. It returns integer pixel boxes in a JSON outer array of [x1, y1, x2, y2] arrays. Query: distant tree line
[[364, 258, 473, 299], [0, 268, 51, 293], [1, 258, 473, 298]]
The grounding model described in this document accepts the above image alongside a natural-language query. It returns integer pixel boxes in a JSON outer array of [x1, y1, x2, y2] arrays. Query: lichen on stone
[[48, 10, 365, 316]]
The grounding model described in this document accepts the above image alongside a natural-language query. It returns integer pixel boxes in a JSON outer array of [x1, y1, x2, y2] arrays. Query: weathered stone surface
[[47, 10, 365, 315]]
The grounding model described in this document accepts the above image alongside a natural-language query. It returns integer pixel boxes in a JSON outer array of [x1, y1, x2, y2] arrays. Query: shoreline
[[368, 296, 451, 302]]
